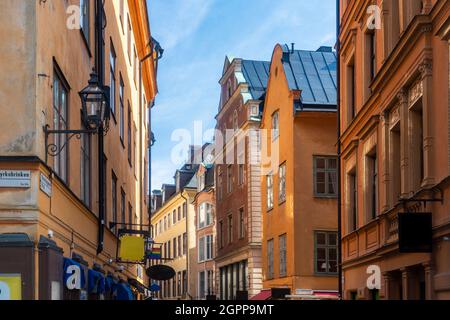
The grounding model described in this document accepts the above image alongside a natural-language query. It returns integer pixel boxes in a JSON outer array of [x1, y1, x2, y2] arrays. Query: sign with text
[[40, 173, 52, 197], [0, 170, 31, 188]]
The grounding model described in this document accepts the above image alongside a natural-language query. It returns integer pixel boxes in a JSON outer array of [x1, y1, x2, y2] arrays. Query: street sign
[[40, 173, 52, 197], [0, 170, 31, 188]]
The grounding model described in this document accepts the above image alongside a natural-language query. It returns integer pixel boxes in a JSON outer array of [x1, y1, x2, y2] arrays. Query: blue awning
[[116, 282, 135, 300], [88, 269, 106, 294], [63, 258, 86, 290]]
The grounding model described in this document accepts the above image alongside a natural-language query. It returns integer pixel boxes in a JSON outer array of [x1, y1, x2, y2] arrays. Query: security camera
[[48, 229, 54, 239]]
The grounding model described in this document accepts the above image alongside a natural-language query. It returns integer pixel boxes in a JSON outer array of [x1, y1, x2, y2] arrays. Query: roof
[[281, 45, 337, 107], [184, 173, 198, 189], [241, 60, 271, 100]]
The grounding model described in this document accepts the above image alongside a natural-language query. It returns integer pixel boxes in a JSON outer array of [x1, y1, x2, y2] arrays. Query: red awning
[[250, 289, 272, 300]]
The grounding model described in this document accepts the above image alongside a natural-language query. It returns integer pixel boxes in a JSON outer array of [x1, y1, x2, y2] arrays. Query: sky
[[148, 0, 336, 191]]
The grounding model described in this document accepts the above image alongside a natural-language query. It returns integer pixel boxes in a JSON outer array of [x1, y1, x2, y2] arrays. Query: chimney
[[291, 43, 295, 53]]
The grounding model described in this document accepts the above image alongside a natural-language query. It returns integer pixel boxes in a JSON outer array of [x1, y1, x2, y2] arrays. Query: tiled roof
[[241, 60, 271, 100], [281, 45, 337, 107]]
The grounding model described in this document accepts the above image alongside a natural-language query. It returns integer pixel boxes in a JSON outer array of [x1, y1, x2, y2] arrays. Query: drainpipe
[[96, 0, 106, 255], [336, 0, 343, 299]]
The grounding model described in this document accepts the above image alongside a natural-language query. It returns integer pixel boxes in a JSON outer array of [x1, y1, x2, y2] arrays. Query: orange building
[[0, 0, 158, 300], [259, 44, 338, 299], [338, 0, 450, 299]]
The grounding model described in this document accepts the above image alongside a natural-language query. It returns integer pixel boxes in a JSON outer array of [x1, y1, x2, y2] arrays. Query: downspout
[[96, 0, 106, 255], [336, 0, 343, 299]]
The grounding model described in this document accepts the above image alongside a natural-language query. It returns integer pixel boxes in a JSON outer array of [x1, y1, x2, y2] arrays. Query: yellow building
[[0, 0, 158, 300], [150, 163, 198, 300]]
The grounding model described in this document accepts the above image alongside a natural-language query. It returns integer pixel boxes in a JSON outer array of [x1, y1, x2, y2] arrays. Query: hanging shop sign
[[119, 236, 145, 261], [398, 212, 432, 253], [147, 245, 162, 260], [63, 258, 86, 290], [40, 173, 52, 197], [146, 265, 176, 281], [0, 170, 31, 188], [0, 274, 22, 300]]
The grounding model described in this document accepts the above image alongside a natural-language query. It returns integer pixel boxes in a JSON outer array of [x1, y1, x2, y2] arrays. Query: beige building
[[150, 163, 198, 300], [0, 0, 158, 300]]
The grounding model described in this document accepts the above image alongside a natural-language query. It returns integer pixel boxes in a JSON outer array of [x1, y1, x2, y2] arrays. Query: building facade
[[259, 44, 338, 298], [150, 163, 197, 300], [339, 0, 450, 299], [192, 146, 216, 299], [214, 57, 269, 299], [0, 0, 157, 300]]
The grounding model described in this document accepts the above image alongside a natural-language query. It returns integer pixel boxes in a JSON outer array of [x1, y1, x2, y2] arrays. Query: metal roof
[[241, 60, 271, 100], [281, 45, 337, 107]]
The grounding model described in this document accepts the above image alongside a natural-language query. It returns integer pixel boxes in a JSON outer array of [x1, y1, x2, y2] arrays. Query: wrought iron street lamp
[[79, 71, 109, 130], [43, 70, 109, 162]]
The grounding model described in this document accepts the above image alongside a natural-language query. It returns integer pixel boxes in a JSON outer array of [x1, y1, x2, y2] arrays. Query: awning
[[88, 269, 106, 294], [286, 290, 340, 300], [250, 289, 272, 301], [128, 278, 152, 298], [116, 282, 135, 300]]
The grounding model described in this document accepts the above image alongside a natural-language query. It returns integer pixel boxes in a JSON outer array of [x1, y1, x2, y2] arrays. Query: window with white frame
[[198, 203, 213, 229], [272, 111, 279, 140], [198, 234, 213, 262], [53, 69, 69, 182], [279, 163, 286, 203], [266, 173, 274, 210]]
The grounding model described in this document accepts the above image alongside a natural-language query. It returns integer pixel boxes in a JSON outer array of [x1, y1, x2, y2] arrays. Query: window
[[233, 110, 238, 130], [227, 214, 233, 244], [111, 171, 117, 232], [121, 188, 126, 225], [178, 235, 181, 257], [217, 168, 223, 200], [238, 152, 245, 186], [238, 208, 245, 239], [119, 0, 124, 30], [53, 69, 69, 182], [267, 239, 274, 279], [177, 272, 181, 297], [183, 202, 187, 218], [314, 157, 338, 197], [272, 111, 279, 140], [198, 235, 213, 262], [279, 163, 286, 203], [178, 206, 181, 221], [127, 104, 132, 166], [172, 276, 176, 297], [80, 0, 90, 44], [80, 122, 91, 207], [167, 240, 171, 259], [219, 220, 224, 249], [315, 231, 338, 274], [173, 209, 176, 224], [133, 47, 138, 86], [109, 43, 116, 117], [389, 120, 401, 204], [198, 173, 205, 192], [279, 234, 287, 277], [163, 216, 167, 231], [199, 271, 206, 299], [133, 125, 137, 176], [410, 95, 424, 191], [173, 237, 177, 258], [198, 203, 213, 229], [346, 56, 356, 123], [266, 173, 274, 210], [348, 170, 357, 232], [182, 270, 187, 294], [368, 31, 376, 82], [128, 203, 133, 228], [127, 16, 132, 63], [183, 232, 187, 255], [227, 165, 233, 193], [119, 75, 125, 144], [366, 150, 378, 221], [167, 213, 171, 228]]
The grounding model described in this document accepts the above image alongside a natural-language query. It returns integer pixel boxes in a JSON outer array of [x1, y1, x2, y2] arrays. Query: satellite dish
[[146, 265, 176, 281]]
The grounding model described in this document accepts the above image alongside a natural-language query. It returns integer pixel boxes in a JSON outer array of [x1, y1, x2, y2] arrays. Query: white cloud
[[150, 0, 214, 50]]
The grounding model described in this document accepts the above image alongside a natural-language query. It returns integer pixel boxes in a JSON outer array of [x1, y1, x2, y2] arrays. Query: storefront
[[0, 233, 144, 300]]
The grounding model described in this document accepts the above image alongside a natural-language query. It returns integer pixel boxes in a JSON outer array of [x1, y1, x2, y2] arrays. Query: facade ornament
[[419, 58, 433, 78]]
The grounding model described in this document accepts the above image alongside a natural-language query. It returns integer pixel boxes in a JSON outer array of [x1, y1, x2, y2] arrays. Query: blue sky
[[148, 0, 336, 191]]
